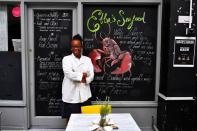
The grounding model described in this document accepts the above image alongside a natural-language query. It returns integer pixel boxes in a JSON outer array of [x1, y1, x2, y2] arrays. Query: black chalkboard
[[0, 52, 22, 100], [34, 10, 72, 116], [83, 5, 158, 101]]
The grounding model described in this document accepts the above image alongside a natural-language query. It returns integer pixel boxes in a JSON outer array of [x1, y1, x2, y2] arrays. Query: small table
[[66, 113, 141, 131]]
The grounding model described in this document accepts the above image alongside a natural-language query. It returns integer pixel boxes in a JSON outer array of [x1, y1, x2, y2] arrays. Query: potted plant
[[99, 96, 111, 127]]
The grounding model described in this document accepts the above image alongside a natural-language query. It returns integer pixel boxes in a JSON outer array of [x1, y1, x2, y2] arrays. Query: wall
[[158, 0, 197, 130], [160, 0, 197, 97]]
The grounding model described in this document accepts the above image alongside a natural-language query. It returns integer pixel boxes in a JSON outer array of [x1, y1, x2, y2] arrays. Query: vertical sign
[[83, 5, 158, 101], [173, 37, 196, 67], [0, 5, 8, 51], [34, 10, 72, 116]]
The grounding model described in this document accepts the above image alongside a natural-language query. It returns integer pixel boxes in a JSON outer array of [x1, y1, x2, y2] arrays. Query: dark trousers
[[61, 99, 91, 119]]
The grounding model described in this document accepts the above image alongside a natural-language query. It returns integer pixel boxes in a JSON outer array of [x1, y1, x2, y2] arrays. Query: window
[[0, 3, 22, 100]]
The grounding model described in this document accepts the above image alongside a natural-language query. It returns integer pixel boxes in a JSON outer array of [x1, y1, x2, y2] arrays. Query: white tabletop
[[66, 113, 141, 131]]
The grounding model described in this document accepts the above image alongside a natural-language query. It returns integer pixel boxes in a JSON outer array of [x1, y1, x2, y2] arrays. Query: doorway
[[27, 4, 77, 128]]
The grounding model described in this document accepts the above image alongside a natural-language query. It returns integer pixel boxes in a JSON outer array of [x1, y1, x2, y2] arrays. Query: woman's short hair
[[72, 34, 83, 45]]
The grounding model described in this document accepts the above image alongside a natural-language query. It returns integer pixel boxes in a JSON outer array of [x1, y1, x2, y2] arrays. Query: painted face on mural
[[71, 40, 82, 59]]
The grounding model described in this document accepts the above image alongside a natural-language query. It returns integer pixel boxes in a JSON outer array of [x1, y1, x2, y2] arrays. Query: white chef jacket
[[62, 53, 94, 103]]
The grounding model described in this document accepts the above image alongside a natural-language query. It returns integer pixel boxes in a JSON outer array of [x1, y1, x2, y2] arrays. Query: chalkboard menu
[[83, 5, 158, 101], [34, 10, 72, 116]]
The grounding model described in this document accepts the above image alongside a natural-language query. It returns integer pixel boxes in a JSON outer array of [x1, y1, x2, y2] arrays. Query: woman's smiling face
[[71, 40, 82, 59]]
